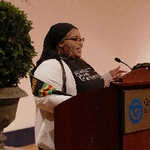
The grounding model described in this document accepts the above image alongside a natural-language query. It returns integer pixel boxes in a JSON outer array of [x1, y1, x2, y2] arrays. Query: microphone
[[115, 57, 132, 70], [65, 44, 72, 50], [59, 44, 72, 60], [64, 44, 73, 57]]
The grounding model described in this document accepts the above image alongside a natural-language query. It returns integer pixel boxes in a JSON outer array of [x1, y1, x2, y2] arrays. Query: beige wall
[[4, 0, 150, 132]]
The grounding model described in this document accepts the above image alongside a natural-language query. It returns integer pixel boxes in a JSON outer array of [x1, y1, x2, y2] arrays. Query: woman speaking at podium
[[30, 23, 126, 150]]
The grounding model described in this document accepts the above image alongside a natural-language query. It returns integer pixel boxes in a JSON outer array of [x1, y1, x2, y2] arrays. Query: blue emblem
[[129, 98, 143, 124]]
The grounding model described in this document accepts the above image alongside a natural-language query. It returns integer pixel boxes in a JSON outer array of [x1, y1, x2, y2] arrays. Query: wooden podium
[[54, 68, 150, 150]]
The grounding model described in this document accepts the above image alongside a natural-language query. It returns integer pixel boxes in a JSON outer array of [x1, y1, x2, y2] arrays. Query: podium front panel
[[124, 88, 150, 134], [123, 87, 150, 150], [54, 87, 121, 150]]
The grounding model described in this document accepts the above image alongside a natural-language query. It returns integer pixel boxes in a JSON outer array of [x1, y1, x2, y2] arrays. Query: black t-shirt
[[64, 59, 104, 94]]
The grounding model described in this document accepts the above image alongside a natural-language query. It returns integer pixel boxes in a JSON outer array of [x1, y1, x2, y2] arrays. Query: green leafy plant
[[0, 0, 37, 88]]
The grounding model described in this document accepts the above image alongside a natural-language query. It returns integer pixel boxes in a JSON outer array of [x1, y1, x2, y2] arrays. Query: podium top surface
[[112, 68, 150, 87]]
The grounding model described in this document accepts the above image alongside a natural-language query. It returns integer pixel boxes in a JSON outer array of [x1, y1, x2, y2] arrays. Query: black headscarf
[[36, 23, 77, 67]]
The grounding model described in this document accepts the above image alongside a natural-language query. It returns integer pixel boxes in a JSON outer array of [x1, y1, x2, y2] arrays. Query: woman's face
[[58, 29, 84, 60]]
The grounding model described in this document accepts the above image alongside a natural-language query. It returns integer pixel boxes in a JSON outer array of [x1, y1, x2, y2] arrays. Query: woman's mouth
[[77, 48, 82, 53]]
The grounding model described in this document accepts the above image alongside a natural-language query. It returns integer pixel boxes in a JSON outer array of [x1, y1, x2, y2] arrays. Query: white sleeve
[[35, 94, 71, 113], [34, 59, 72, 113], [101, 71, 113, 87], [34, 60, 63, 91]]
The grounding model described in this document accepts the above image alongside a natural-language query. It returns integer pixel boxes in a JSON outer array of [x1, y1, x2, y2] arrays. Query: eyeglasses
[[65, 37, 85, 43]]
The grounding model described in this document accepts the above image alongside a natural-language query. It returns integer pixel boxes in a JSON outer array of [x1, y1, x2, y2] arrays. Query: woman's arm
[[33, 59, 72, 113]]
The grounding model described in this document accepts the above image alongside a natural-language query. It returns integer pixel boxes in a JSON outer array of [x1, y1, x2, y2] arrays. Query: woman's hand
[[110, 66, 127, 81]]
